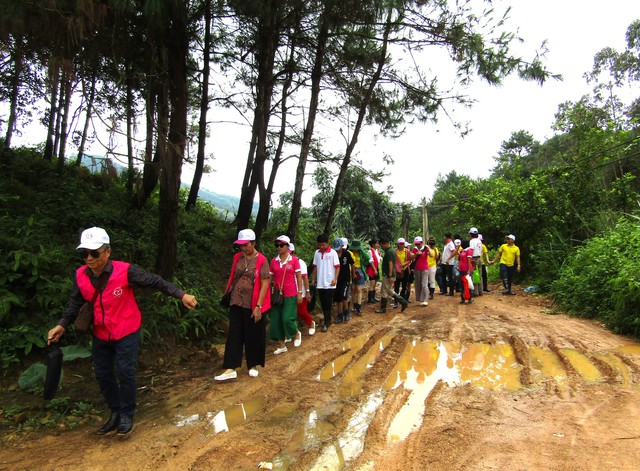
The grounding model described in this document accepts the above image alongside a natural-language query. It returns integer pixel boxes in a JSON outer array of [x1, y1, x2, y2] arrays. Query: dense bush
[[0, 148, 233, 372], [551, 217, 640, 336]]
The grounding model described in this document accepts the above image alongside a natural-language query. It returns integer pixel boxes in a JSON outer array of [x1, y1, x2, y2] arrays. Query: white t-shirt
[[299, 259, 308, 297], [442, 240, 456, 265], [312, 248, 340, 289], [469, 238, 483, 257]]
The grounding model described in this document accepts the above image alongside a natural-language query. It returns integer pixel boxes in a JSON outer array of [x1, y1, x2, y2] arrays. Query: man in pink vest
[[47, 227, 197, 436]]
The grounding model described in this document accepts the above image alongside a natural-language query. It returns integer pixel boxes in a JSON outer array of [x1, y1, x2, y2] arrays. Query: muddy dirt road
[[2, 286, 640, 470]]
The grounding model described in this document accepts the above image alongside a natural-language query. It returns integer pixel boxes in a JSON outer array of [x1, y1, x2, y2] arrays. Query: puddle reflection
[[317, 333, 372, 381], [561, 348, 602, 382], [204, 396, 265, 434]]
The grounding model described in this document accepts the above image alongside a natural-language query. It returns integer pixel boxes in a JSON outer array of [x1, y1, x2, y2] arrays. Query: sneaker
[[335, 315, 344, 324], [468, 299, 474, 304], [420, 301, 428, 306], [320, 324, 328, 332], [309, 321, 316, 336], [293, 331, 302, 347], [502, 289, 510, 295], [116, 415, 133, 435], [97, 412, 119, 435], [508, 291, 516, 295], [460, 299, 466, 304], [248, 368, 259, 377], [214, 370, 238, 381], [484, 288, 491, 292], [446, 293, 454, 296], [284, 338, 292, 343], [274, 346, 288, 355]]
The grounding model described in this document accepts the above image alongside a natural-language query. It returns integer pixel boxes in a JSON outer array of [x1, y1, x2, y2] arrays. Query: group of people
[[46, 225, 521, 436]]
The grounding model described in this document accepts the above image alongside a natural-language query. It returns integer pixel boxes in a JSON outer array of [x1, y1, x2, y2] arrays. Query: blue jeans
[[93, 330, 140, 417], [500, 264, 515, 291]]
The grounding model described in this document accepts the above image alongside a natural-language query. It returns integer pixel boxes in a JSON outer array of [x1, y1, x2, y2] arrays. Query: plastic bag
[[465, 273, 474, 291]]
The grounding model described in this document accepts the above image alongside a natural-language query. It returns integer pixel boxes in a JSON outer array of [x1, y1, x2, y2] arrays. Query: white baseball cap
[[77, 227, 110, 250], [414, 236, 423, 244], [341, 237, 349, 248], [235, 228, 256, 244], [274, 235, 291, 246], [507, 234, 516, 241], [397, 238, 406, 244], [469, 227, 478, 234], [289, 243, 295, 252]]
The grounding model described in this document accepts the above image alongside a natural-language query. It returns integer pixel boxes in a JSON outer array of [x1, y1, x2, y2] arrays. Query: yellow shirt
[[498, 244, 520, 267], [427, 247, 439, 268], [352, 250, 362, 268]]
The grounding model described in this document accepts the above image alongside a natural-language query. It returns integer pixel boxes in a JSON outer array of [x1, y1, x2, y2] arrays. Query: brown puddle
[[204, 396, 265, 434], [595, 353, 632, 387], [560, 349, 602, 383], [317, 332, 372, 381], [529, 346, 568, 392], [617, 344, 640, 355], [337, 334, 395, 399]]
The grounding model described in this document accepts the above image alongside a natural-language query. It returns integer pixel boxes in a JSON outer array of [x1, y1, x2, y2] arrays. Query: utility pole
[[421, 197, 429, 238]]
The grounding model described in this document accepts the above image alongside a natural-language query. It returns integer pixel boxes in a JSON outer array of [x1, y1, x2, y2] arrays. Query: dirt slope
[[1, 286, 640, 471]]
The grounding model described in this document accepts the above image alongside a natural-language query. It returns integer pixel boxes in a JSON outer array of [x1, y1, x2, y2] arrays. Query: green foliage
[[551, 218, 640, 336], [0, 147, 233, 372]]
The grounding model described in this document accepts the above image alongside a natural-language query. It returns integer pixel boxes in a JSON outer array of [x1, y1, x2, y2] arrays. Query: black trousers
[[317, 288, 335, 326], [223, 305, 266, 370], [442, 264, 455, 294], [394, 269, 409, 300]]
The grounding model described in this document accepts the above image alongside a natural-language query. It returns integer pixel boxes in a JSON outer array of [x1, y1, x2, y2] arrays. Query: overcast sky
[[190, 0, 640, 207], [7, 1, 640, 208]]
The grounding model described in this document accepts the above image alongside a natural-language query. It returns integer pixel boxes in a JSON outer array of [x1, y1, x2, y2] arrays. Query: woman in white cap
[[216, 228, 271, 381], [47, 227, 198, 435], [490, 234, 521, 295], [269, 235, 303, 354]]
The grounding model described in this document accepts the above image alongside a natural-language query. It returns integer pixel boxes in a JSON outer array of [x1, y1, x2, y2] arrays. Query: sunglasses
[[79, 248, 106, 259], [274, 243, 288, 248]]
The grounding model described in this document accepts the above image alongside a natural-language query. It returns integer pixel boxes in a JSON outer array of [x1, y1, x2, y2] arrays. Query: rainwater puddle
[[384, 341, 521, 443], [560, 349, 602, 382], [307, 391, 385, 471], [617, 344, 640, 355], [317, 333, 372, 381], [204, 396, 265, 434], [595, 353, 632, 387], [529, 346, 568, 392], [337, 334, 395, 399]]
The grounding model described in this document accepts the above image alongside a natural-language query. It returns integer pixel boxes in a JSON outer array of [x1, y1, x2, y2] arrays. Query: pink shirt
[[458, 247, 474, 272], [411, 246, 430, 271], [270, 254, 301, 297]]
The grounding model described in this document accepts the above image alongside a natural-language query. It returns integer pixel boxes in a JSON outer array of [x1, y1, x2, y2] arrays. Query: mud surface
[[2, 285, 640, 470]]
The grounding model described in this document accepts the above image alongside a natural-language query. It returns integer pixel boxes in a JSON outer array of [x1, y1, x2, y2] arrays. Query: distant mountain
[[79, 154, 257, 219]]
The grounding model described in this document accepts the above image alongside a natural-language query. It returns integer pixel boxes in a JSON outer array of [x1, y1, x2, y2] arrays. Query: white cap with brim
[[507, 234, 516, 241], [77, 227, 110, 250], [235, 228, 256, 244]]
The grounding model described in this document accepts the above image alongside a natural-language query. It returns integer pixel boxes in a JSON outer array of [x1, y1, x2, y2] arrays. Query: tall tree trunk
[[76, 71, 97, 166], [56, 68, 72, 173], [44, 63, 60, 162], [287, 11, 329, 242], [126, 65, 135, 195], [254, 17, 300, 240], [138, 76, 162, 208], [187, 0, 212, 212], [235, 1, 279, 237], [324, 11, 392, 234], [4, 38, 24, 150], [156, 4, 188, 279]]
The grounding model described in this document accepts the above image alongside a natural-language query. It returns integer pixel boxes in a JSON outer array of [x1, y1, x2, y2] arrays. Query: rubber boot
[[354, 303, 362, 316], [429, 287, 435, 299], [393, 293, 408, 312], [344, 309, 351, 322], [375, 298, 387, 313], [336, 312, 344, 324], [367, 291, 374, 304]]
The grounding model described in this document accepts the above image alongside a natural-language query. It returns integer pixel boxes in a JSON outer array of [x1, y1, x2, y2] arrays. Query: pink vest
[[225, 252, 271, 313], [76, 261, 141, 341]]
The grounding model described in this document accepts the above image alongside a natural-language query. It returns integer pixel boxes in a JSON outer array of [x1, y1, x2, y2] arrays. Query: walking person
[[310, 234, 340, 332], [411, 236, 435, 306], [290, 244, 315, 336], [427, 237, 440, 299], [457, 241, 475, 304], [366, 239, 381, 304], [333, 237, 354, 323], [215, 228, 271, 382], [440, 233, 456, 296], [394, 238, 411, 307], [479, 234, 491, 292], [269, 235, 303, 354], [349, 239, 370, 315], [47, 227, 198, 435], [490, 234, 521, 295], [375, 237, 408, 314], [468, 227, 483, 296]]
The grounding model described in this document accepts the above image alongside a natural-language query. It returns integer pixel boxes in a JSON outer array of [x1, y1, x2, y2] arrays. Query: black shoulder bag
[[74, 272, 108, 332]]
